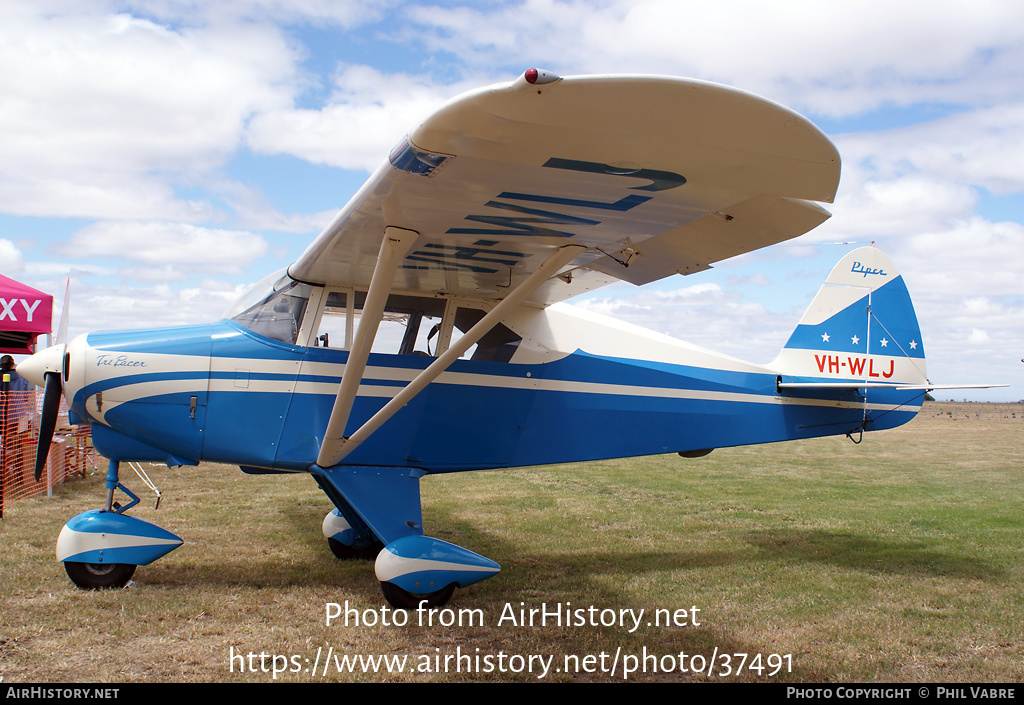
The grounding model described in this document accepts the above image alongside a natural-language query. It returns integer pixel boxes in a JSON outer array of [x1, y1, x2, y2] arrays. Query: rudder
[[774, 246, 929, 391]]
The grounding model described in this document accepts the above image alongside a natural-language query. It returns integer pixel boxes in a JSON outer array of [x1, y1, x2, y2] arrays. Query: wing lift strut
[[309, 226, 585, 608]]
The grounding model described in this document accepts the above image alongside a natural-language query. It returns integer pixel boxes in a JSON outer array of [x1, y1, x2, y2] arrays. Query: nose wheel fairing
[[56, 509, 183, 567], [56, 460, 183, 590]]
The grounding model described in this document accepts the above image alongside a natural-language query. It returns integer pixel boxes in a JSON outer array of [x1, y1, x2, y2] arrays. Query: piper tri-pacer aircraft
[[21, 70, 946, 608]]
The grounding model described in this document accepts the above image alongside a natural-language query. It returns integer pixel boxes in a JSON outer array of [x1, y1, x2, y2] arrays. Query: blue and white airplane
[[20, 71, 951, 608]]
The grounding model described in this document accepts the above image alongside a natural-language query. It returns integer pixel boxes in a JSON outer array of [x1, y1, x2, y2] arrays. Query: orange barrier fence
[[1, 390, 97, 517]]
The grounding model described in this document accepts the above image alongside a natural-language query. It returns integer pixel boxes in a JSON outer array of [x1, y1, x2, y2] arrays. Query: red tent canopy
[[0, 274, 53, 354]]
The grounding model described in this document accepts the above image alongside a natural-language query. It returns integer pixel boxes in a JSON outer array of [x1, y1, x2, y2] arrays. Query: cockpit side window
[[453, 308, 522, 363], [309, 292, 523, 361], [313, 291, 445, 355]]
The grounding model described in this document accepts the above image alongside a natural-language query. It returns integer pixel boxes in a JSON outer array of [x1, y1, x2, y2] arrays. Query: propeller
[[34, 371, 62, 481], [28, 279, 70, 482]]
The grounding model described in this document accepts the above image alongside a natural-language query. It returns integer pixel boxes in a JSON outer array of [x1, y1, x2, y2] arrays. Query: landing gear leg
[[56, 460, 183, 589], [65, 460, 140, 589]]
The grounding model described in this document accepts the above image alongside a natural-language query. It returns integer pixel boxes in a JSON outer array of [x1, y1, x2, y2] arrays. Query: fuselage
[[49, 299, 919, 475]]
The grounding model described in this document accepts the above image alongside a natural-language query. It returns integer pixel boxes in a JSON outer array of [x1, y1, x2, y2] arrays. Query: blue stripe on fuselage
[[81, 320, 920, 472]]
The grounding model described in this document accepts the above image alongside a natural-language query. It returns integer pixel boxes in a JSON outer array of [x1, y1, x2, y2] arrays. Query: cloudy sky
[[2, 0, 1021, 400]]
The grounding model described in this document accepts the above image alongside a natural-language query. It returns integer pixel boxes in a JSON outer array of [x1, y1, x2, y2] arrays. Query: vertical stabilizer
[[774, 247, 928, 388]]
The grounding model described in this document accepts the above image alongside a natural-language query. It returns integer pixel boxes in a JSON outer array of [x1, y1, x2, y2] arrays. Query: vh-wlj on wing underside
[[23, 71, 940, 609], [291, 71, 840, 301]]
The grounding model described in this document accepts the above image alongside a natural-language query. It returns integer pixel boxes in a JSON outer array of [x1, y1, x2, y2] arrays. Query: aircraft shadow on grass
[[747, 529, 1004, 580]]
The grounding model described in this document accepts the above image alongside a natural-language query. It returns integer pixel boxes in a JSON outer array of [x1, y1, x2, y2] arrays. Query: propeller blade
[[56, 279, 70, 346], [34, 371, 62, 482]]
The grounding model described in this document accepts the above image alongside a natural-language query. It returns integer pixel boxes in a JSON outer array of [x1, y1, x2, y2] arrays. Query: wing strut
[[317, 226, 419, 462], [316, 244, 585, 468]]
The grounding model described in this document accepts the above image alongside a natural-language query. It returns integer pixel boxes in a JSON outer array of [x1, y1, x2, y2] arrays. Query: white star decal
[[851, 335, 860, 345], [909, 340, 918, 349], [821, 332, 830, 343], [880, 338, 888, 347]]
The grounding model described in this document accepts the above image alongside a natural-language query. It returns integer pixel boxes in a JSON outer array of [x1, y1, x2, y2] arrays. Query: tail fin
[[774, 247, 929, 390]]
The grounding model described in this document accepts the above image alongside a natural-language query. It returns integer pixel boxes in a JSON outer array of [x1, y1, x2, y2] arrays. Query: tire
[[64, 562, 137, 589], [327, 537, 384, 560], [379, 581, 456, 610]]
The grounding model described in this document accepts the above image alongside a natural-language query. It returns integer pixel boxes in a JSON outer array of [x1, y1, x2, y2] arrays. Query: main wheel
[[380, 581, 456, 610], [327, 537, 384, 560], [64, 562, 136, 589]]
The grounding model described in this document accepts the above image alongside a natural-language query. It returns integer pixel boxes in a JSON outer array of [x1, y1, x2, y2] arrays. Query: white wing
[[290, 72, 840, 307]]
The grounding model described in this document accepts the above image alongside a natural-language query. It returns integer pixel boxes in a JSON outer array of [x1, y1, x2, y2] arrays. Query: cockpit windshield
[[225, 270, 313, 345]]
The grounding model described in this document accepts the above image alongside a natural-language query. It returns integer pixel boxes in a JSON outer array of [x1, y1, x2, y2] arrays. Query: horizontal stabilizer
[[778, 382, 1006, 391]]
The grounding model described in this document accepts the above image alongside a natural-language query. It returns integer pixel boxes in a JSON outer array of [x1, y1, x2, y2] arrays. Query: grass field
[[1, 402, 1021, 682]]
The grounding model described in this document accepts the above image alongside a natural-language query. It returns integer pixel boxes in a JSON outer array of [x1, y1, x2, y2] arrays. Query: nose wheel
[[64, 562, 136, 589]]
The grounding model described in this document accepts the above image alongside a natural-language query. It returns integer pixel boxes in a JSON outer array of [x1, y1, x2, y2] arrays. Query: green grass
[[1, 403, 1021, 682]]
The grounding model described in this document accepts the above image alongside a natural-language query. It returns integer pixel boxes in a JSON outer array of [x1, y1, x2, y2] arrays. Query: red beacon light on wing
[[515, 68, 562, 91]]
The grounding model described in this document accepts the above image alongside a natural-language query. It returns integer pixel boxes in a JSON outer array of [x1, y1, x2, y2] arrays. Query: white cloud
[[0, 239, 25, 273], [967, 328, 991, 345], [890, 218, 1024, 298], [22, 262, 116, 279], [18, 271, 255, 341], [245, 66, 486, 171], [0, 7, 299, 219], [821, 177, 979, 242], [403, 0, 1024, 116], [212, 178, 340, 234], [839, 102, 1024, 194], [0, 173, 214, 222], [119, 0, 393, 28], [61, 222, 270, 271], [807, 104, 1024, 278], [117, 265, 190, 283], [66, 281, 244, 335]]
